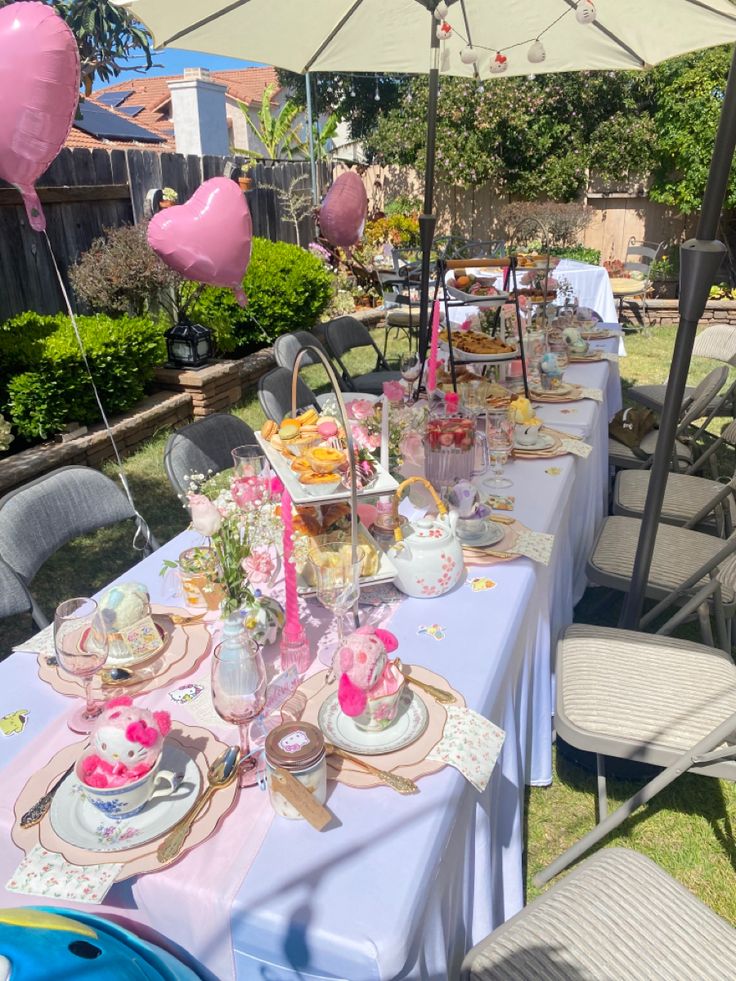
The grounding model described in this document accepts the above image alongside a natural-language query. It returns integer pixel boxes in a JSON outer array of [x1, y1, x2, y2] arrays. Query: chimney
[[168, 69, 229, 157]]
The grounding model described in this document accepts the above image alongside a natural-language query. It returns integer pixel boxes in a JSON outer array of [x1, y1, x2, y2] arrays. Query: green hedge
[[0, 312, 166, 440], [189, 237, 333, 352], [549, 245, 602, 266]]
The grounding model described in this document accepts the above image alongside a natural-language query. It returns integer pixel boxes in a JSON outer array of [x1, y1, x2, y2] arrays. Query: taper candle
[[426, 299, 441, 392]]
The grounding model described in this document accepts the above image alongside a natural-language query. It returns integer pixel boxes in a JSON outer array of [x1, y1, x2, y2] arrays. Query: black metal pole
[[619, 45, 736, 630], [418, 19, 441, 361]]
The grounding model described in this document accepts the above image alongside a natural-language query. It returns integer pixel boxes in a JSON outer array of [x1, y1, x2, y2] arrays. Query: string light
[[576, 0, 596, 24], [489, 52, 508, 75], [460, 45, 479, 65], [433, 1, 449, 19], [527, 39, 546, 64], [374, 80, 380, 101]]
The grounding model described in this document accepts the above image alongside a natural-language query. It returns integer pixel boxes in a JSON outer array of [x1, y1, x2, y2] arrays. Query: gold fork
[[324, 743, 418, 794]]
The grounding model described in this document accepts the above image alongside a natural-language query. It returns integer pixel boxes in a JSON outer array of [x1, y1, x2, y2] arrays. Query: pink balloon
[[319, 171, 367, 251], [147, 177, 253, 306], [0, 3, 80, 233]]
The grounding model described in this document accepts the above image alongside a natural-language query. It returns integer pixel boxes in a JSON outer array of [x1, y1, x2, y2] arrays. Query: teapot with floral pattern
[[388, 477, 465, 598]]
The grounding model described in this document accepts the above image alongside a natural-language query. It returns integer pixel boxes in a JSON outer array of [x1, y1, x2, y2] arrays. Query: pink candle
[[281, 489, 300, 641], [426, 299, 441, 392]]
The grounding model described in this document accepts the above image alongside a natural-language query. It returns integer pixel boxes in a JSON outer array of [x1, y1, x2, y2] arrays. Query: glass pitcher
[[423, 392, 489, 493]]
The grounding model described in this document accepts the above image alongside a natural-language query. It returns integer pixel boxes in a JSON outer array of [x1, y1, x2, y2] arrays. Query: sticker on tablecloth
[[0, 709, 29, 736], [7, 845, 122, 904], [486, 494, 514, 511], [467, 577, 497, 592], [560, 408, 577, 415], [545, 466, 562, 476], [169, 683, 204, 705], [561, 438, 593, 459], [514, 529, 555, 566], [580, 388, 603, 402], [13, 623, 53, 657], [427, 705, 505, 793], [417, 624, 446, 641]]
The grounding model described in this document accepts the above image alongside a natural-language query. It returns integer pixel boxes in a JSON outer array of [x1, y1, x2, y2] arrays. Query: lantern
[[164, 322, 213, 369]]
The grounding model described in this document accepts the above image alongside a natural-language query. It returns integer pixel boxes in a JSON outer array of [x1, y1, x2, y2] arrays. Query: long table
[[0, 333, 621, 979]]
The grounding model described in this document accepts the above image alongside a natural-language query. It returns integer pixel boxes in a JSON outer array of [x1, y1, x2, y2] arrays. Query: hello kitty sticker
[[169, 683, 204, 705], [278, 729, 311, 754]]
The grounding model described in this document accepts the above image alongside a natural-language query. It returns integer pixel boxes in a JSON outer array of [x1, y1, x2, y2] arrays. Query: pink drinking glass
[[54, 597, 108, 733]]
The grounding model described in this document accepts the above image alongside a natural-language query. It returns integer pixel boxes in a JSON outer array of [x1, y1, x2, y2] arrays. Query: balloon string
[[43, 231, 153, 552]]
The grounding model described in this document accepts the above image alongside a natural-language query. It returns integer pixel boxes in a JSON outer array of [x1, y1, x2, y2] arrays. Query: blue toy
[[0, 907, 202, 980]]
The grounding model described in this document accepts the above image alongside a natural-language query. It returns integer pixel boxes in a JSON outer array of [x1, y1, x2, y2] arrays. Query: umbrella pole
[[305, 71, 319, 205], [619, 45, 736, 631], [418, 21, 441, 361]]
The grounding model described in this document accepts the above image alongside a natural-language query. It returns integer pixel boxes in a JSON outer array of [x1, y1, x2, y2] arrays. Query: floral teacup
[[352, 663, 406, 732], [515, 422, 542, 446], [76, 754, 180, 820]]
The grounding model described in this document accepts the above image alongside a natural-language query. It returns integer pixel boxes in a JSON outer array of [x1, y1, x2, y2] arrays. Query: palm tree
[[296, 113, 339, 161], [236, 83, 302, 160]]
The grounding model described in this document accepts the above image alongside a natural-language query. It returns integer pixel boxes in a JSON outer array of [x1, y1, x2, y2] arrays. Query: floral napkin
[[601, 352, 619, 363], [13, 623, 53, 657], [7, 844, 122, 904], [427, 705, 505, 793], [513, 528, 555, 565], [560, 438, 593, 459], [579, 387, 603, 402]]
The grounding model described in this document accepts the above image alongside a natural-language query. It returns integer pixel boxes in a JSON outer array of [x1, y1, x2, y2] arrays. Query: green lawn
[[3, 322, 736, 924]]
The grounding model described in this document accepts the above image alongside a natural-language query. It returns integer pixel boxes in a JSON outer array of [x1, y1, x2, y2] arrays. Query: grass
[[3, 322, 736, 924]]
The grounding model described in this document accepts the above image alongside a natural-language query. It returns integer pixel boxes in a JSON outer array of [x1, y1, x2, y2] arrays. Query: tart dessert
[[302, 446, 346, 474]]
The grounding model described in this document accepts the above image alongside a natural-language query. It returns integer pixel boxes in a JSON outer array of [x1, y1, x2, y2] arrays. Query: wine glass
[[211, 641, 267, 787], [400, 352, 422, 399], [483, 408, 514, 490], [309, 545, 362, 681], [54, 598, 108, 733]]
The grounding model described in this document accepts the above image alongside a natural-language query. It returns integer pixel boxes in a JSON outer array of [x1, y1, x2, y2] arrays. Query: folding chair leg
[[697, 603, 715, 647], [596, 754, 608, 821], [534, 709, 736, 888]]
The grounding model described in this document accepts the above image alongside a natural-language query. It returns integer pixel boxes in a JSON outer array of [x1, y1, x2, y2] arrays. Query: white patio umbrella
[[120, 0, 736, 630]]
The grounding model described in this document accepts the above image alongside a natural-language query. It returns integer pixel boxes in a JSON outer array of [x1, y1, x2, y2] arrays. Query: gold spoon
[[395, 659, 456, 705], [324, 743, 417, 795], [165, 612, 206, 625], [157, 746, 241, 863]]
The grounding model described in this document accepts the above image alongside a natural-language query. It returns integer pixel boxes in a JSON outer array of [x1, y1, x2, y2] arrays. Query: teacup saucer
[[318, 688, 429, 756], [531, 382, 572, 397], [456, 520, 505, 548], [514, 433, 555, 451], [50, 743, 201, 853]]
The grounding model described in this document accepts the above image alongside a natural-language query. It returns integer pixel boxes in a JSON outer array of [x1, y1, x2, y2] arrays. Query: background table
[[0, 356, 619, 980]]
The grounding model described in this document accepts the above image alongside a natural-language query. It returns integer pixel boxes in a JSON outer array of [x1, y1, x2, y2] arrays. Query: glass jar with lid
[[265, 721, 327, 820]]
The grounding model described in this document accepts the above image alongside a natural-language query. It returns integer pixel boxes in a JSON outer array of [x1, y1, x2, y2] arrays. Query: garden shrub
[[189, 237, 333, 351], [0, 313, 166, 440], [549, 245, 601, 265]]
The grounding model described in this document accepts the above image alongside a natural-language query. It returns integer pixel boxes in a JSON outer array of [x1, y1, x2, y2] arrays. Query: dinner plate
[[50, 743, 201, 853], [104, 618, 170, 668], [456, 520, 505, 548], [439, 340, 519, 364], [581, 329, 617, 340], [318, 688, 429, 756], [531, 383, 572, 398], [514, 433, 555, 452]]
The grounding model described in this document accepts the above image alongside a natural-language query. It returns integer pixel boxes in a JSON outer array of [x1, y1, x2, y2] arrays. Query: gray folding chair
[[0, 555, 33, 621], [258, 368, 320, 422], [273, 331, 334, 376], [163, 413, 255, 498], [609, 238, 664, 326], [324, 316, 401, 395], [534, 624, 736, 890], [608, 364, 728, 472], [465, 848, 736, 980], [629, 323, 736, 415], [0, 466, 159, 628]]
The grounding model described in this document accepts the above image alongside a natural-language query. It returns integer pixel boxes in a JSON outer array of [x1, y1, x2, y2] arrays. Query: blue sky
[[107, 49, 263, 86]]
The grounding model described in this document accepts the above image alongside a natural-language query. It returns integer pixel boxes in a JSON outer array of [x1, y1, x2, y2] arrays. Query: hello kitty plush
[[80, 696, 171, 789], [337, 627, 404, 731]]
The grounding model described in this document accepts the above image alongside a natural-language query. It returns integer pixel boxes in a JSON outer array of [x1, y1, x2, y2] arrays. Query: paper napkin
[[601, 352, 619, 363], [7, 845, 122, 904], [580, 387, 603, 403], [513, 529, 555, 565], [561, 438, 593, 459], [14, 623, 54, 657], [427, 705, 505, 793]]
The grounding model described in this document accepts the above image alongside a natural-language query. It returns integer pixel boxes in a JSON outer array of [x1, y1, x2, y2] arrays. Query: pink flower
[[188, 493, 222, 536], [459, 318, 473, 332], [366, 433, 381, 451], [231, 476, 262, 509], [242, 547, 277, 584], [400, 432, 424, 466], [382, 381, 404, 403], [347, 399, 375, 422], [351, 423, 371, 450]]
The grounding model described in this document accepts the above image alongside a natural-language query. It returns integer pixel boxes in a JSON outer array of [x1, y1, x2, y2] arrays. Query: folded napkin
[[427, 705, 505, 792], [561, 438, 593, 459], [601, 352, 619, 363], [14, 623, 53, 657], [580, 387, 603, 402], [513, 528, 555, 565], [7, 844, 122, 904]]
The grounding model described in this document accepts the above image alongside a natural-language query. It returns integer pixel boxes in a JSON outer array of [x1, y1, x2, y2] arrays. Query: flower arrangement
[[321, 396, 428, 477]]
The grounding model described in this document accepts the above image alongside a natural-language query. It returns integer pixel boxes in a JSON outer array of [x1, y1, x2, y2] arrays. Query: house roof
[[65, 67, 280, 152]]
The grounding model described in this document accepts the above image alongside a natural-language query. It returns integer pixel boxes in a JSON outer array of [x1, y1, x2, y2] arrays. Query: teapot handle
[[392, 477, 447, 544]]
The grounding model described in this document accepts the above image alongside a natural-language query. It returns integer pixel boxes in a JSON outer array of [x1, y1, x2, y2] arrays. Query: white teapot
[[388, 478, 465, 598]]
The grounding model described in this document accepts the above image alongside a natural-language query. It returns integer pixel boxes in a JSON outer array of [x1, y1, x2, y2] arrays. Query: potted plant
[[159, 187, 178, 210], [238, 166, 254, 192], [649, 253, 678, 299]]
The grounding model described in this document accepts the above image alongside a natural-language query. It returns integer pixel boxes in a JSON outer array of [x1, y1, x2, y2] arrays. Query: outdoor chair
[[0, 556, 32, 622], [608, 238, 664, 326], [258, 367, 321, 422], [273, 331, 336, 379], [324, 316, 401, 395], [586, 514, 736, 649], [464, 848, 736, 980], [608, 364, 728, 472], [628, 323, 736, 417], [0, 466, 159, 628], [163, 413, 256, 499], [534, 624, 736, 891]]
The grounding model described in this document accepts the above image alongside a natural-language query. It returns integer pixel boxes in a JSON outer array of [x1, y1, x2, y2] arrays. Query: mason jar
[[265, 722, 327, 820]]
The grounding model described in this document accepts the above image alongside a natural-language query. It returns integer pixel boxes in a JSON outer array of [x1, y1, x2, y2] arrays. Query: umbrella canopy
[[122, 0, 736, 78]]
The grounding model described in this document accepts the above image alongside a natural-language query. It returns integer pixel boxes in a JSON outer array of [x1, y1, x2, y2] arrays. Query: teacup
[[515, 422, 542, 446], [352, 663, 406, 732], [457, 515, 487, 540], [76, 753, 180, 820]]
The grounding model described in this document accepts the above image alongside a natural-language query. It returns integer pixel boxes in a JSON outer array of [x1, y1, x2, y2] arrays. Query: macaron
[[317, 419, 338, 439], [261, 419, 277, 440]]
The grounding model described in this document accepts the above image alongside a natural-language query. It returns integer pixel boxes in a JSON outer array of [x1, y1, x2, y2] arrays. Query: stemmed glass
[[309, 545, 362, 681], [54, 598, 109, 733], [483, 408, 514, 490], [211, 641, 267, 787], [400, 353, 422, 399], [232, 444, 272, 502]]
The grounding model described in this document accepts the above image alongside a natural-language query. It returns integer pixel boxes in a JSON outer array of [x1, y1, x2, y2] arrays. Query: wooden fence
[[0, 148, 330, 322]]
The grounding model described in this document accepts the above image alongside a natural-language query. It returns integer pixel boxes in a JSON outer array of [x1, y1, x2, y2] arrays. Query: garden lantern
[[164, 322, 213, 369]]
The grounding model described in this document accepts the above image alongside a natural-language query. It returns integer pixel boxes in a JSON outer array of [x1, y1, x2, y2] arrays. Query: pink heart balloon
[[319, 171, 367, 252], [0, 3, 80, 232], [148, 177, 253, 306]]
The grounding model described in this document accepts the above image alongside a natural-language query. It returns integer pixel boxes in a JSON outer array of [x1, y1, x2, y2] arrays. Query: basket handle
[[392, 477, 446, 544]]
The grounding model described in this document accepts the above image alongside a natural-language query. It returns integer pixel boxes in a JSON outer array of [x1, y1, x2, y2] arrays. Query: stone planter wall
[[638, 299, 736, 328]]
